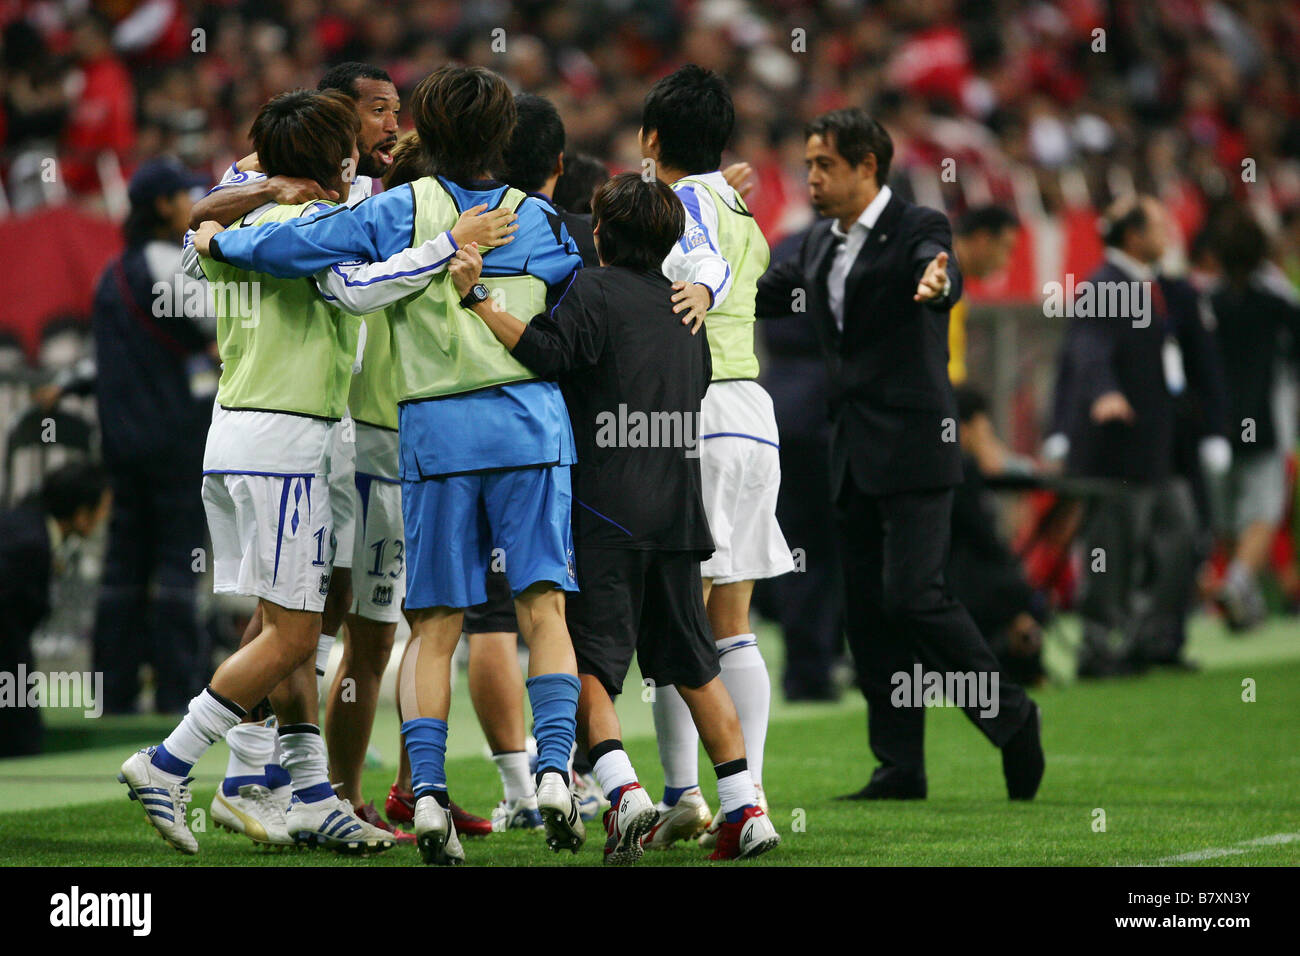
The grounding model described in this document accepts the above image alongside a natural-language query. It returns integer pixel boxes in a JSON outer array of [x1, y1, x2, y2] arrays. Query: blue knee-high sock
[[527, 673, 580, 777], [402, 717, 449, 801]]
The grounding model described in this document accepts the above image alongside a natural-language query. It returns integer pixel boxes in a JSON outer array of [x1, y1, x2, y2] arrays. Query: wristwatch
[[459, 283, 490, 308]]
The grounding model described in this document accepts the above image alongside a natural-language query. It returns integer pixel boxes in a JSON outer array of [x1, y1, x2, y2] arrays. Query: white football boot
[[118, 748, 198, 855], [413, 795, 465, 865], [601, 782, 658, 866], [572, 771, 610, 822], [212, 783, 293, 847], [643, 785, 713, 849], [490, 795, 544, 831], [536, 770, 586, 854], [699, 782, 767, 849], [285, 793, 396, 854]]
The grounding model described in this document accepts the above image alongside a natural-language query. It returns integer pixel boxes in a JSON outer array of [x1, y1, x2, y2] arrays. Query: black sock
[[713, 757, 747, 779]]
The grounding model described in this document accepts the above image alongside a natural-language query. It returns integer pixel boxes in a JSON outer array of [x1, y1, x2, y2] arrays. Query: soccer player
[[640, 65, 794, 848], [179, 62, 416, 845], [448, 172, 781, 863], [194, 66, 589, 866], [118, 89, 396, 855]]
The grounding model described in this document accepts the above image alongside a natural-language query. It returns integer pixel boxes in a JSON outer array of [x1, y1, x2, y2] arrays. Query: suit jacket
[[756, 192, 964, 497], [1054, 261, 1221, 482]]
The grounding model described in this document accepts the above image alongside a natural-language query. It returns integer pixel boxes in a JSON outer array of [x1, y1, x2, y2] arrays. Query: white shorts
[[202, 472, 335, 612], [698, 380, 794, 584], [328, 419, 357, 569], [349, 472, 406, 622], [1211, 451, 1287, 535]]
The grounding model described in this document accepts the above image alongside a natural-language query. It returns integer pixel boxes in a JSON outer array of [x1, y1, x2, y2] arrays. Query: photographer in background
[[0, 462, 111, 757]]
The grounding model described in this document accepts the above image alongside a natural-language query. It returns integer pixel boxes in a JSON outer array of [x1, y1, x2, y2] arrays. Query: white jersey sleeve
[[315, 230, 459, 315], [660, 180, 734, 310]]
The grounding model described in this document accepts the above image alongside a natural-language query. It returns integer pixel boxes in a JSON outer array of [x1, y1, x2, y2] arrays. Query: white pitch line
[[1155, 832, 1300, 864]]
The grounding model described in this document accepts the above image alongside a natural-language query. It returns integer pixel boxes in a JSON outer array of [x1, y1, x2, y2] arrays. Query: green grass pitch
[[1, 615, 1297, 866]]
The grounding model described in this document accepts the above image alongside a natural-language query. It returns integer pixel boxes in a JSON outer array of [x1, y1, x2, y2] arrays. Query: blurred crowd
[[4, 0, 1300, 239]]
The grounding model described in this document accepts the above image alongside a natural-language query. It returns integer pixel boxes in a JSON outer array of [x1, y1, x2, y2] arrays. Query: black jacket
[[511, 266, 714, 553], [1210, 280, 1300, 456], [91, 243, 211, 468], [755, 192, 964, 496]]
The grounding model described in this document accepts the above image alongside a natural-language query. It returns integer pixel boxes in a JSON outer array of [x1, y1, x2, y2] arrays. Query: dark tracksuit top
[[509, 265, 714, 556]]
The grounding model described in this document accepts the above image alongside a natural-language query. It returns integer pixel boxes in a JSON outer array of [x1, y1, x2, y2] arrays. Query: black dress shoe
[[836, 773, 927, 801], [1002, 703, 1045, 800]]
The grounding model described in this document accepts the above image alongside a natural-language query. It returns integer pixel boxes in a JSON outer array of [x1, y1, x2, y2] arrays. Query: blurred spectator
[[0, 461, 110, 757], [61, 11, 137, 195], [950, 385, 1046, 687], [1206, 208, 1300, 630], [88, 157, 215, 714]]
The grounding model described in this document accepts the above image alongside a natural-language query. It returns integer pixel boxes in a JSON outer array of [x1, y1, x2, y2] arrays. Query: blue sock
[[264, 764, 291, 790], [526, 673, 580, 775], [402, 717, 449, 800], [150, 743, 192, 778], [221, 774, 266, 797], [662, 785, 692, 807], [293, 781, 335, 804], [725, 807, 748, 823]]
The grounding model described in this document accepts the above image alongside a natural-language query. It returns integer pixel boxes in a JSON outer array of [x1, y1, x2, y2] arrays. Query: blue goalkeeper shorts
[[402, 464, 577, 610]]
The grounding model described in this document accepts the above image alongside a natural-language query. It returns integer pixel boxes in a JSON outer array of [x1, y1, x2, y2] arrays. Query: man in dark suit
[[755, 108, 1042, 801], [1050, 196, 1224, 675]]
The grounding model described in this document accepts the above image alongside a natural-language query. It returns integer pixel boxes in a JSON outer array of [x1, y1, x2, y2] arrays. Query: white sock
[[160, 688, 244, 769], [270, 719, 282, 765], [716, 766, 757, 816], [653, 684, 699, 789], [278, 726, 331, 797], [717, 633, 770, 787], [593, 748, 637, 799], [493, 751, 535, 803], [225, 722, 275, 779], [315, 633, 336, 697]]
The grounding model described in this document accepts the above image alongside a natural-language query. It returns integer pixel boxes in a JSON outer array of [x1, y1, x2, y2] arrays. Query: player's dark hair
[[957, 204, 1019, 238], [1215, 208, 1268, 287], [40, 461, 108, 521], [250, 89, 360, 194], [383, 131, 431, 190], [591, 172, 685, 271], [553, 152, 609, 214], [318, 62, 393, 99], [804, 108, 894, 185], [410, 66, 516, 183], [641, 64, 734, 174], [503, 94, 565, 194]]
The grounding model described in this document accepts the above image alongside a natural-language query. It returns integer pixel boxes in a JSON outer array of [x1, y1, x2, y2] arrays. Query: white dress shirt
[[828, 185, 892, 330]]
